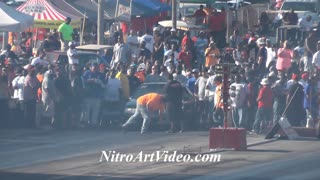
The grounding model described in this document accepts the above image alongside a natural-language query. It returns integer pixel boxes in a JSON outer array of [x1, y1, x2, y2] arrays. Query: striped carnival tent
[[16, 0, 81, 29]]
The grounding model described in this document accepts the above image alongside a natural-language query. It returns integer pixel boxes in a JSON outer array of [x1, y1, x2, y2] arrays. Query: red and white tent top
[[16, 0, 67, 21]]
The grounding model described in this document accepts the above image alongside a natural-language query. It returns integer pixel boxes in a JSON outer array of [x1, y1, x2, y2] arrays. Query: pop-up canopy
[[0, 2, 34, 32], [16, 0, 81, 28]]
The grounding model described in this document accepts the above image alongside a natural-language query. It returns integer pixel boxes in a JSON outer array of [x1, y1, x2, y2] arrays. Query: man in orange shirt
[[122, 93, 166, 134], [205, 41, 220, 68]]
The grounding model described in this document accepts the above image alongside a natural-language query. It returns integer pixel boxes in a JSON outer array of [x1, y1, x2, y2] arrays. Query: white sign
[[117, 4, 131, 22]]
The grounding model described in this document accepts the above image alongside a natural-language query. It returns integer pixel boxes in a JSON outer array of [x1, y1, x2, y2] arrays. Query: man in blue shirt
[[82, 63, 106, 127], [186, 69, 199, 94]]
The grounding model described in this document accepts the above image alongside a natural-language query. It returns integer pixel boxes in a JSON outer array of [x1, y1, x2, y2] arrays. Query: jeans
[[213, 107, 224, 127], [123, 103, 151, 133], [253, 107, 273, 133], [22, 100, 37, 128], [83, 98, 101, 126], [273, 100, 285, 124], [232, 107, 247, 128]]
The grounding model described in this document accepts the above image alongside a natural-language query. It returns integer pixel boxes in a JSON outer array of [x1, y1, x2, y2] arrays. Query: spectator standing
[[140, 29, 154, 54], [82, 63, 105, 127], [178, 46, 193, 70], [41, 68, 56, 125], [276, 40, 293, 72], [299, 15, 314, 32], [127, 30, 139, 58], [30, 49, 49, 67], [12, 67, 25, 127], [229, 75, 249, 128], [116, 64, 130, 101], [265, 39, 276, 69], [69, 65, 84, 127], [101, 48, 113, 65], [213, 75, 224, 127], [186, 69, 199, 94], [58, 17, 73, 51], [67, 41, 79, 69], [252, 78, 273, 134], [173, 65, 188, 86], [272, 72, 287, 124], [194, 31, 208, 69], [312, 41, 320, 72], [304, 30, 318, 73], [0, 69, 9, 128], [206, 69, 216, 122], [23, 66, 40, 128], [195, 69, 209, 124], [304, 75, 319, 121], [205, 41, 220, 69], [164, 74, 184, 133], [127, 68, 141, 96], [192, 5, 206, 25], [286, 74, 306, 126], [153, 31, 164, 63], [105, 70, 122, 102], [164, 29, 180, 49], [111, 36, 131, 69], [229, 30, 242, 49], [53, 68, 72, 128], [145, 65, 166, 83], [256, 38, 268, 77]]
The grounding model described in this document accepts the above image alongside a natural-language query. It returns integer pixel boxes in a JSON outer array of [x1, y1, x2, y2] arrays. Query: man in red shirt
[[193, 5, 207, 25], [178, 46, 193, 69], [252, 78, 273, 134]]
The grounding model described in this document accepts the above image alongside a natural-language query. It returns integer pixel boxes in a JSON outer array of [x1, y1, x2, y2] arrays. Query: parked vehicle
[[75, 44, 113, 56], [123, 82, 200, 130], [45, 51, 108, 68]]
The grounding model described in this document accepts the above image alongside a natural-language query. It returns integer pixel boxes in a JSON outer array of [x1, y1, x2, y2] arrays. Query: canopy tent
[[16, 0, 82, 29], [104, 0, 171, 20], [64, 0, 113, 20], [0, 2, 34, 32], [50, 0, 84, 19]]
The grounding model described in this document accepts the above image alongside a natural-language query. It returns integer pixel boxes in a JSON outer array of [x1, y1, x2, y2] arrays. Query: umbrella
[[158, 20, 202, 30]]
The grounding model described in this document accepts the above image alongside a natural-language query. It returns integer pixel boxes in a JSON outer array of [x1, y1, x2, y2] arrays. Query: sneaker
[[141, 131, 152, 135], [249, 130, 258, 135], [166, 129, 176, 133]]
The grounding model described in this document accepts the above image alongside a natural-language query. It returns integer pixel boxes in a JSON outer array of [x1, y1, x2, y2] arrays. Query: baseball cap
[[192, 68, 199, 73], [68, 41, 75, 47]]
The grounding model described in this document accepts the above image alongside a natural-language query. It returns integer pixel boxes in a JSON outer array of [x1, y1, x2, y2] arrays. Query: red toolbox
[[209, 128, 247, 151]]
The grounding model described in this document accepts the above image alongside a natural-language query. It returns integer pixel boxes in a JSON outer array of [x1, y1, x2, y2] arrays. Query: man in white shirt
[[229, 75, 249, 128], [12, 67, 26, 126], [195, 70, 209, 124], [265, 39, 276, 68], [67, 41, 79, 65], [299, 15, 314, 32], [312, 41, 320, 71], [205, 69, 216, 122], [31, 50, 49, 67], [140, 29, 154, 54], [164, 53, 178, 74]]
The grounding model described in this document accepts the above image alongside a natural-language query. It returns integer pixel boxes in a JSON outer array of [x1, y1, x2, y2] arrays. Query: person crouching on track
[[122, 93, 166, 134]]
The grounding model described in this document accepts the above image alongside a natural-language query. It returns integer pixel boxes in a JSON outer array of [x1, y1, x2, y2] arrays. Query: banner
[[33, 20, 81, 29]]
